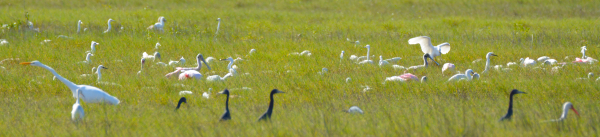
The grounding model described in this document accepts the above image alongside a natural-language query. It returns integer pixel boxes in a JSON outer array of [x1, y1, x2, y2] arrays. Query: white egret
[[95, 65, 108, 82], [340, 50, 344, 62], [147, 16, 166, 32], [482, 52, 498, 73], [545, 102, 580, 122], [349, 55, 358, 61], [0, 39, 8, 45], [346, 77, 351, 83], [203, 88, 212, 99], [506, 62, 518, 67], [581, 46, 587, 59], [358, 45, 374, 64], [77, 20, 83, 33], [179, 91, 193, 96], [520, 57, 536, 67], [166, 54, 210, 78], [408, 36, 450, 64], [20, 61, 120, 105], [383, 57, 402, 63], [289, 50, 311, 56], [80, 53, 93, 64], [168, 57, 186, 66], [378, 55, 390, 66], [215, 18, 221, 41], [103, 19, 115, 33], [442, 63, 455, 74], [87, 41, 99, 54], [220, 57, 237, 75], [142, 52, 161, 61], [345, 106, 364, 114], [138, 58, 146, 75], [72, 88, 85, 121], [447, 69, 475, 82], [537, 56, 550, 62], [206, 73, 233, 82], [205, 56, 216, 64], [155, 42, 161, 50]]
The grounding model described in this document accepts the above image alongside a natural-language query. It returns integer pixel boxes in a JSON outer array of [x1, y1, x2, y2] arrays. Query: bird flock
[[13, 15, 593, 123]]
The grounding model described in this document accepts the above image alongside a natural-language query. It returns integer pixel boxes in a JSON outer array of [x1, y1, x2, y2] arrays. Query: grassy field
[[1, 0, 600, 136]]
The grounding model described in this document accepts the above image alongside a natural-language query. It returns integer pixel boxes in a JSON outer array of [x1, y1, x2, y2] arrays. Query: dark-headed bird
[[219, 89, 231, 121], [499, 89, 526, 121], [257, 89, 285, 121]]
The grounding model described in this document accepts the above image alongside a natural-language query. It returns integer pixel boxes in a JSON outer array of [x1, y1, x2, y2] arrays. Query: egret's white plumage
[[147, 16, 166, 32], [408, 36, 450, 60], [482, 52, 497, 73], [447, 69, 475, 82], [206, 73, 233, 82], [346, 106, 364, 114], [358, 45, 374, 64], [21, 61, 120, 105], [202, 88, 212, 99], [155, 42, 161, 50], [142, 52, 161, 61], [80, 53, 94, 64], [77, 20, 83, 33], [103, 19, 115, 33], [179, 91, 193, 95], [71, 88, 85, 121], [220, 57, 238, 75], [378, 55, 390, 66], [537, 56, 550, 62], [520, 57, 536, 67], [0, 39, 8, 45], [87, 41, 99, 54], [383, 57, 402, 63]]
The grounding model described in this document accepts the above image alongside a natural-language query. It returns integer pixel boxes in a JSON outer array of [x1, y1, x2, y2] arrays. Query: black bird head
[[176, 97, 187, 110], [270, 89, 285, 95], [510, 89, 526, 95], [219, 89, 230, 95]]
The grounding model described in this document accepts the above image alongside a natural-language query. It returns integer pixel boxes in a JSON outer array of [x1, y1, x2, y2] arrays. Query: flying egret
[[72, 88, 85, 121], [378, 55, 390, 66], [344, 106, 364, 114], [257, 89, 285, 121], [499, 89, 526, 121], [408, 36, 450, 64], [442, 63, 455, 74], [447, 69, 475, 82], [214, 18, 221, 41], [103, 19, 115, 33], [147, 16, 166, 32], [358, 45, 374, 64], [545, 102, 580, 122], [206, 73, 233, 82], [175, 97, 187, 110], [482, 52, 498, 73], [166, 54, 210, 78], [219, 89, 231, 121], [77, 20, 83, 33], [20, 61, 120, 105]]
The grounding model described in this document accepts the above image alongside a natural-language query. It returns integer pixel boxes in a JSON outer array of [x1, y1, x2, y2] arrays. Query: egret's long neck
[[366, 48, 370, 60], [216, 21, 221, 34], [77, 23, 81, 33], [227, 61, 233, 70], [75, 90, 80, 104], [222, 73, 233, 80], [467, 72, 472, 80], [97, 68, 102, 82], [106, 22, 112, 32], [38, 65, 78, 94], [86, 55, 91, 62], [484, 56, 491, 72]]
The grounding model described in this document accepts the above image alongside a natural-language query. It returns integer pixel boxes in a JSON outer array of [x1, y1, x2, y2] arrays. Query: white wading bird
[[77, 20, 84, 33], [142, 52, 161, 61], [87, 41, 99, 54], [442, 63, 455, 74], [72, 88, 85, 121], [520, 57, 536, 67], [168, 57, 186, 66], [345, 106, 364, 114], [166, 54, 211, 78], [544, 102, 580, 122], [220, 57, 237, 75], [21, 61, 120, 105], [482, 52, 498, 73], [408, 36, 450, 65], [206, 73, 233, 82], [358, 45, 374, 64], [147, 16, 166, 32], [78, 53, 93, 64], [447, 69, 475, 82], [378, 55, 390, 67], [103, 19, 115, 33]]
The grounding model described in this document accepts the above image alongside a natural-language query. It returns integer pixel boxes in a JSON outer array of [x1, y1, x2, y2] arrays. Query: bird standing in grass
[[499, 89, 526, 121], [103, 19, 115, 33], [72, 88, 85, 121], [545, 102, 580, 122], [219, 89, 231, 121], [258, 89, 285, 121]]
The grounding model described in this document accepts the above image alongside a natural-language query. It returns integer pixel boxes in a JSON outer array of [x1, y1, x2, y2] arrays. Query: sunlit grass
[[1, 0, 600, 136]]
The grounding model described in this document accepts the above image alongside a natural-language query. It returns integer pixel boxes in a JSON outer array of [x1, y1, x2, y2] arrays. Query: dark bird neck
[[266, 93, 275, 116], [225, 93, 230, 111]]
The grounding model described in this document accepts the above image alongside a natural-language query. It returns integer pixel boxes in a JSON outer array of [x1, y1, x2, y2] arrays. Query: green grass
[[1, 0, 600, 136]]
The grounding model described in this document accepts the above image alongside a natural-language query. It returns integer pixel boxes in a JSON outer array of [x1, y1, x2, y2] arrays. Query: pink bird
[[573, 57, 597, 64], [385, 73, 420, 83], [442, 63, 455, 74], [166, 54, 211, 78]]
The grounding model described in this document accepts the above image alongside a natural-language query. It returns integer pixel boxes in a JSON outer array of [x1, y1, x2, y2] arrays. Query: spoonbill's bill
[[545, 102, 580, 122]]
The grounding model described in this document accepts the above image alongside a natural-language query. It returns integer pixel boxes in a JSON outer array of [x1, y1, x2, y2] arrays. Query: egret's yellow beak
[[20, 62, 31, 65]]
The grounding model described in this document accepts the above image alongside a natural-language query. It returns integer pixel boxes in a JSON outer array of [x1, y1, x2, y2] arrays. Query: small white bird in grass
[[289, 50, 312, 56], [442, 63, 455, 74], [340, 51, 344, 62], [87, 41, 99, 54], [179, 91, 193, 96], [345, 77, 351, 83], [447, 69, 475, 82], [94, 65, 108, 82], [214, 18, 221, 41], [169, 57, 186, 66], [537, 56, 550, 62], [383, 57, 402, 63], [345, 106, 364, 114], [147, 16, 166, 32], [358, 45, 374, 64], [520, 57, 536, 67], [581, 46, 587, 59], [72, 88, 85, 122], [202, 88, 212, 99], [155, 42, 161, 50], [0, 39, 8, 45], [378, 55, 390, 67], [220, 57, 238, 75], [206, 73, 233, 82], [21, 61, 120, 105], [392, 65, 406, 70], [103, 19, 115, 33], [142, 52, 161, 61], [205, 56, 216, 64], [77, 20, 84, 33], [78, 53, 94, 64], [138, 58, 146, 75], [349, 55, 358, 61], [544, 102, 580, 122], [40, 39, 51, 44], [482, 52, 498, 73], [408, 36, 450, 64], [384, 73, 419, 83], [506, 62, 518, 67]]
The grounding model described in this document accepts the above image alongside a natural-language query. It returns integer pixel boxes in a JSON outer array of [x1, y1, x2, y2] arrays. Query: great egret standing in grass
[[447, 69, 474, 82], [482, 52, 498, 73], [95, 65, 108, 82], [72, 88, 85, 121], [258, 89, 285, 121], [220, 57, 237, 75], [77, 20, 83, 33], [20, 61, 120, 105], [581, 46, 587, 59], [545, 102, 580, 122], [103, 19, 115, 33], [408, 36, 450, 65], [79, 53, 93, 64], [138, 58, 145, 75], [86, 41, 99, 54], [147, 16, 166, 32], [214, 18, 221, 41], [358, 45, 374, 64], [378, 55, 390, 66], [219, 89, 231, 121], [499, 89, 526, 121]]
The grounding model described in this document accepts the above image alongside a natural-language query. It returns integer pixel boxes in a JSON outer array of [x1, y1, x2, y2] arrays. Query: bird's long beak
[[492, 54, 498, 56], [102, 67, 108, 69], [517, 91, 526, 94], [201, 56, 211, 70], [427, 55, 440, 65], [20, 62, 31, 65], [276, 90, 285, 93], [571, 107, 580, 117]]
